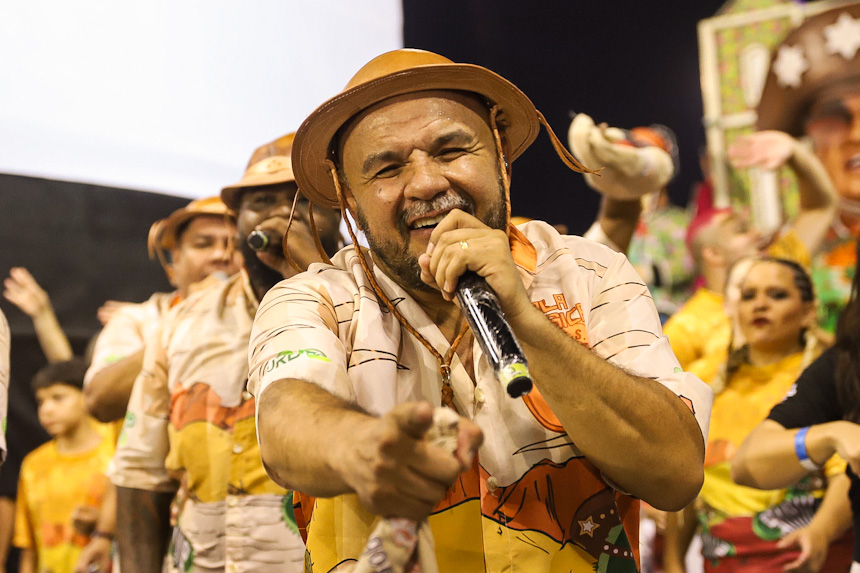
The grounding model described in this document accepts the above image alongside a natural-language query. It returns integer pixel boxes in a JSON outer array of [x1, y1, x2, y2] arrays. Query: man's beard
[[240, 238, 289, 296], [355, 183, 507, 291]]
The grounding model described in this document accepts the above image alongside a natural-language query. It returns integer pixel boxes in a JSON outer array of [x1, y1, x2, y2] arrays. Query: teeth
[[412, 214, 447, 229]]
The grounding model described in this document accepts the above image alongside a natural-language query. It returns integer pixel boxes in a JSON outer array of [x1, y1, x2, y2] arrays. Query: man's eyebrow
[[362, 150, 401, 175]]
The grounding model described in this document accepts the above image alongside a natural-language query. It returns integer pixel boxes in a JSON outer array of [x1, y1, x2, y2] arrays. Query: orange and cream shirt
[[111, 273, 303, 573], [85, 291, 178, 386], [249, 220, 712, 573]]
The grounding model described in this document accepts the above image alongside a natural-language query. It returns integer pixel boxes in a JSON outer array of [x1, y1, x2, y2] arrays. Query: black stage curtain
[[403, 0, 725, 234], [0, 173, 185, 518]]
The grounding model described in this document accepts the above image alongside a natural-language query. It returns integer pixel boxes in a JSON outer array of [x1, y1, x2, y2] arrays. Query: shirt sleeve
[[12, 462, 35, 549], [768, 347, 841, 429], [0, 310, 9, 463], [582, 221, 622, 253], [110, 323, 176, 493], [248, 278, 353, 405], [662, 308, 701, 370], [85, 303, 148, 387], [585, 248, 713, 442]]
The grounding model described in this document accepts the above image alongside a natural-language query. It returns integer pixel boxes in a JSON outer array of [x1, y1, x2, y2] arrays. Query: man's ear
[[701, 244, 724, 267]]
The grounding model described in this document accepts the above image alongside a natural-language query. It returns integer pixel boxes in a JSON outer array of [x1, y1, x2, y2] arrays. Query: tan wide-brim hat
[[221, 133, 297, 211], [148, 196, 233, 257], [292, 48, 541, 208], [757, 3, 860, 136]]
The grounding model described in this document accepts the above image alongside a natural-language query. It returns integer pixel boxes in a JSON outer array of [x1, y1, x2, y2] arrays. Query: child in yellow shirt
[[13, 359, 115, 573]]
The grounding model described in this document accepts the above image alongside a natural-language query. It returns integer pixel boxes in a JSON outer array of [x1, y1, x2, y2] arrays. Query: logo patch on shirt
[[534, 293, 588, 343], [264, 348, 330, 373]]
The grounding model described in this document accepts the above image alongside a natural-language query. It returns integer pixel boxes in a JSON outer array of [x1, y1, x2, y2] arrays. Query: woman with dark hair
[[734, 242, 860, 571], [664, 257, 853, 572]]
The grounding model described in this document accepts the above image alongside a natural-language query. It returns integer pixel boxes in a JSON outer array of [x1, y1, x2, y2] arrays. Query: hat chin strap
[[486, 104, 601, 230], [327, 159, 469, 412]]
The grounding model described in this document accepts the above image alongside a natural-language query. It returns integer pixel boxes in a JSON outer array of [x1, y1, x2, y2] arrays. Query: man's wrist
[[91, 531, 114, 541]]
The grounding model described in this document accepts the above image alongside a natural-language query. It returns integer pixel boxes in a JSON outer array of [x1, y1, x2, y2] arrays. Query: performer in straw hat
[[111, 133, 341, 573], [249, 48, 712, 572]]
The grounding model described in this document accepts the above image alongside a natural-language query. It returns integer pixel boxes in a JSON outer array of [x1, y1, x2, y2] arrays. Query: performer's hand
[[254, 205, 324, 280], [778, 524, 828, 573], [3, 267, 52, 318], [339, 401, 482, 521], [74, 536, 112, 573], [418, 209, 534, 323], [727, 130, 794, 171]]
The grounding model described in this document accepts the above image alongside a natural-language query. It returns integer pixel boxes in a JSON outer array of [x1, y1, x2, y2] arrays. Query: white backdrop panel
[[0, 0, 403, 197]]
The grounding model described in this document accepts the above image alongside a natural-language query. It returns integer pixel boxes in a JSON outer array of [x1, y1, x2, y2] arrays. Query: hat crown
[[246, 132, 296, 170], [345, 49, 455, 91]]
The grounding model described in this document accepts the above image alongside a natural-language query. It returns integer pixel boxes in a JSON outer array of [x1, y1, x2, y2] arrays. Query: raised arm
[[728, 130, 837, 256], [3, 267, 72, 362]]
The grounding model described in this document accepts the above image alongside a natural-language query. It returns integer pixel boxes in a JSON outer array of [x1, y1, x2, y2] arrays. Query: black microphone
[[455, 271, 533, 398], [247, 229, 280, 252]]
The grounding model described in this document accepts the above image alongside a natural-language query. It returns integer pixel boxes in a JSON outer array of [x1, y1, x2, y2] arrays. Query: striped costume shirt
[[249, 220, 712, 573]]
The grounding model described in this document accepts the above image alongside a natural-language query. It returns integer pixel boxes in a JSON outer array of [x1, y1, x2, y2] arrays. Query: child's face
[[36, 383, 88, 437]]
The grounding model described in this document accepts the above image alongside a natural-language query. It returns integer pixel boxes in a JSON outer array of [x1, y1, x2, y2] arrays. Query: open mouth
[[752, 318, 770, 327], [409, 213, 449, 231]]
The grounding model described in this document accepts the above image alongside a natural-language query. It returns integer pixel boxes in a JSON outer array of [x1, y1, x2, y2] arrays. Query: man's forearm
[[515, 305, 704, 510], [596, 197, 642, 255], [115, 487, 173, 573], [31, 309, 73, 363], [85, 350, 144, 422], [258, 379, 370, 496]]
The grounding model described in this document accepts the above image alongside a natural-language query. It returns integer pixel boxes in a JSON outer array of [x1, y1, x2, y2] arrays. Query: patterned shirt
[[111, 273, 303, 573], [13, 423, 115, 573], [699, 352, 847, 565], [627, 205, 695, 317], [0, 309, 8, 463], [249, 221, 712, 573], [85, 291, 178, 387], [811, 226, 856, 333]]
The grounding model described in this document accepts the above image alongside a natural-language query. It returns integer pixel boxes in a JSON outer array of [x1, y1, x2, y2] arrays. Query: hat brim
[[221, 165, 295, 211], [293, 63, 540, 208]]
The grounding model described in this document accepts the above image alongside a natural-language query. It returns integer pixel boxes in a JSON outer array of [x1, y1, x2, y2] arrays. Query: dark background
[[1, 2, 725, 563], [403, 0, 726, 231]]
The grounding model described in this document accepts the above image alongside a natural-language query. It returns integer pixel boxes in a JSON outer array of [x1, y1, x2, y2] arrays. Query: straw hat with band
[[147, 196, 235, 271], [221, 133, 297, 212], [292, 48, 596, 210], [757, 3, 860, 136], [221, 132, 336, 274]]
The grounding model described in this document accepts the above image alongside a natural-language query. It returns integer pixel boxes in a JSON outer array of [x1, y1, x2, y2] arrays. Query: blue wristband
[[794, 426, 821, 472]]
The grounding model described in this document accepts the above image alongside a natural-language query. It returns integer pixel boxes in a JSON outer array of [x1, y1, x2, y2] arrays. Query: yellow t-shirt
[[701, 352, 844, 518], [13, 422, 115, 573]]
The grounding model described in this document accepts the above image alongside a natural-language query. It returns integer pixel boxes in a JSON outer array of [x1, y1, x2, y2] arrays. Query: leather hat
[[757, 3, 860, 136], [148, 196, 233, 258], [221, 133, 297, 210], [292, 48, 541, 208]]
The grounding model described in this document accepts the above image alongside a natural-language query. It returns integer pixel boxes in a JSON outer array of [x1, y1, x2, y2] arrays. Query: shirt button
[[474, 387, 485, 404], [242, 390, 253, 401], [232, 443, 244, 454], [227, 495, 238, 507], [486, 476, 499, 493]]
